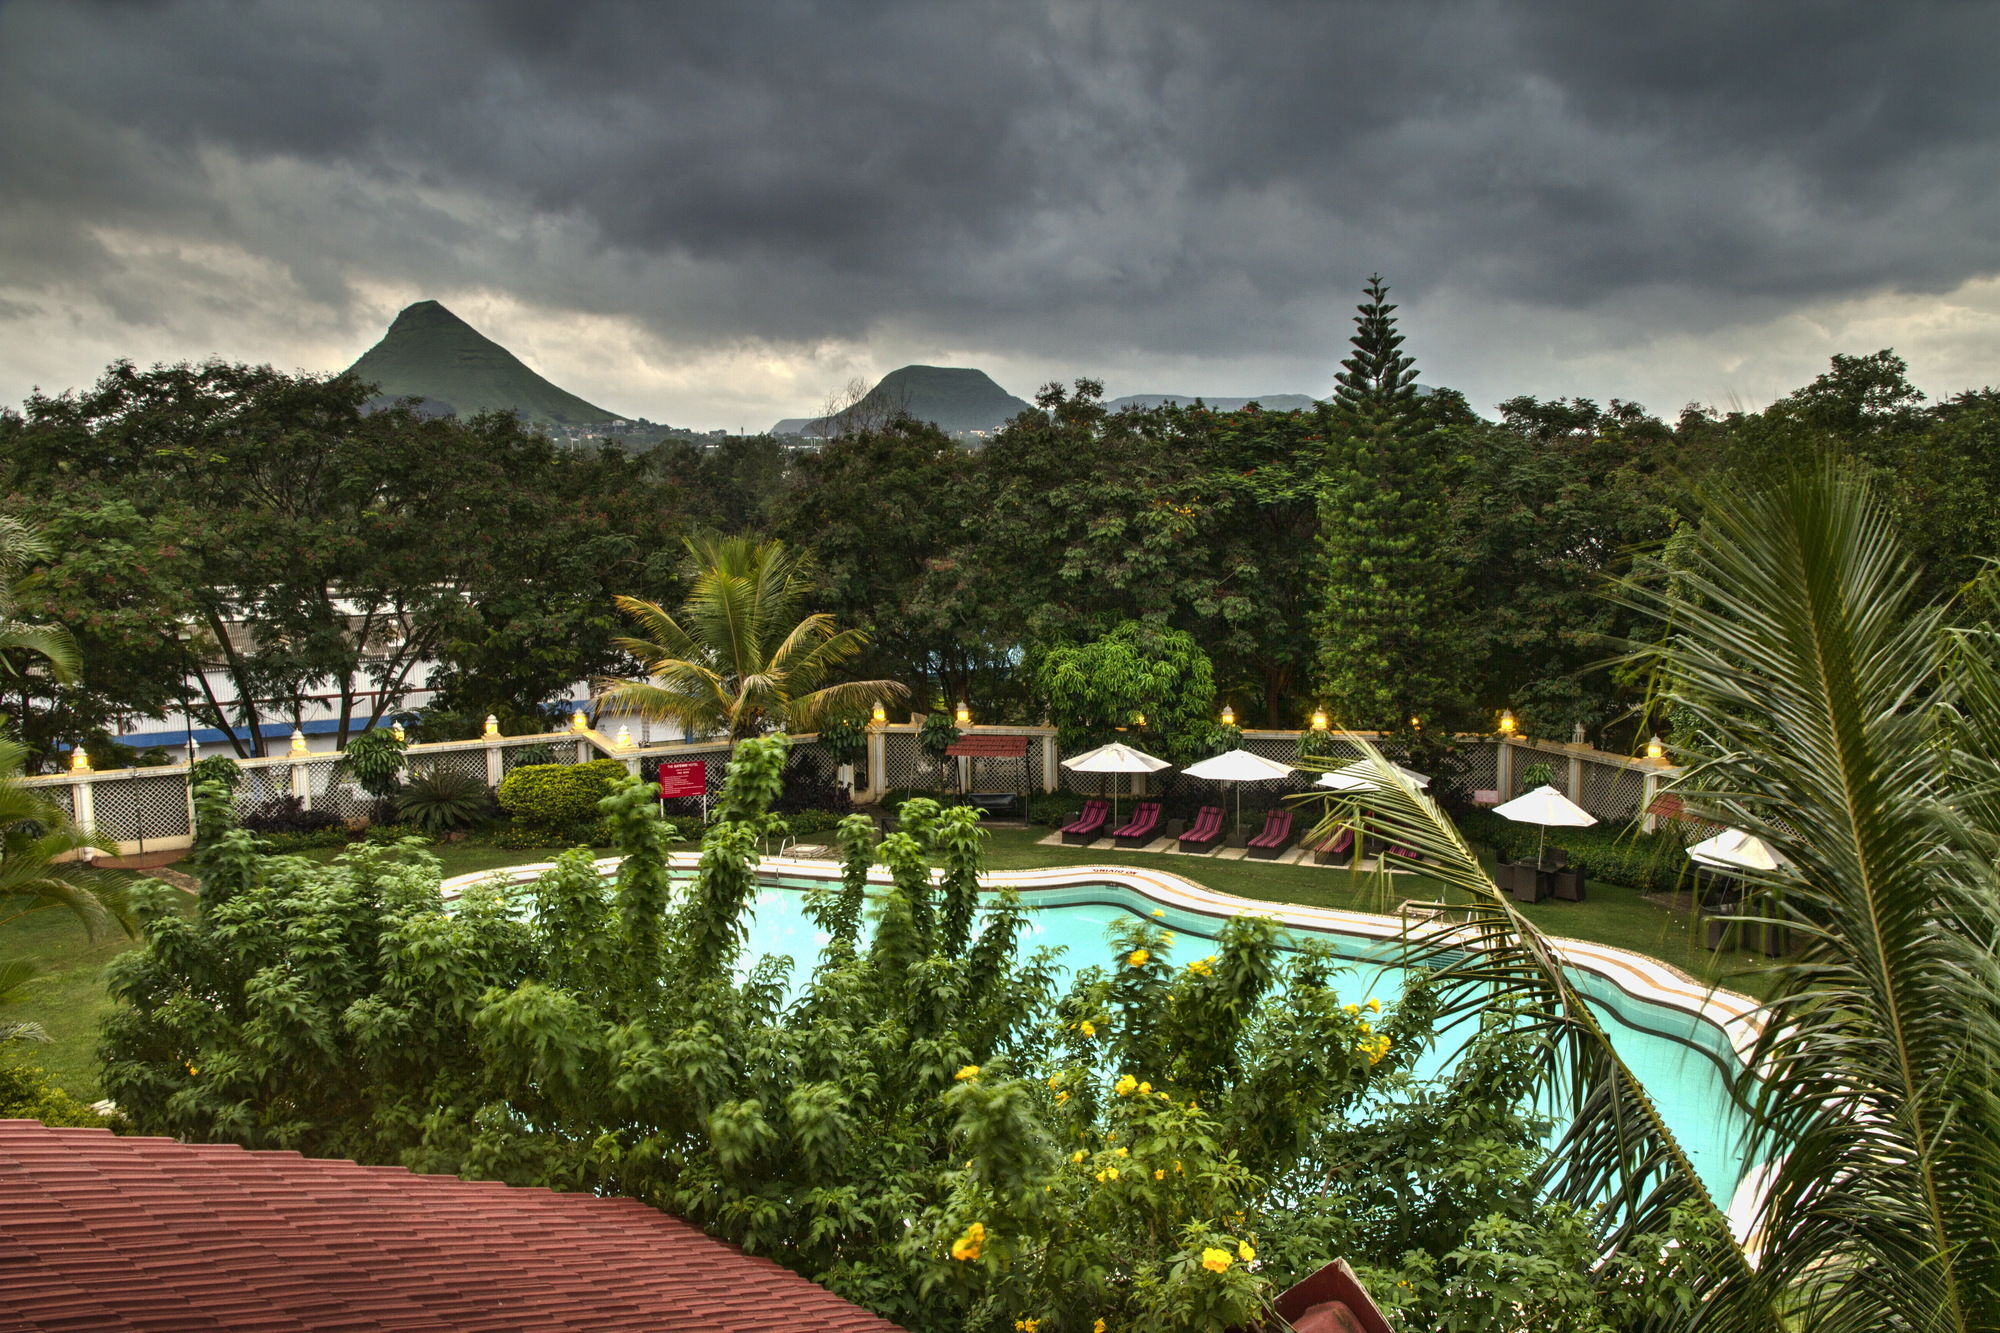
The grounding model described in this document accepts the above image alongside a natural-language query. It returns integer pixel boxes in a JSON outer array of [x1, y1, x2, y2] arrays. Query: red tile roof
[[0, 1119, 905, 1332], [944, 735, 1030, 758]]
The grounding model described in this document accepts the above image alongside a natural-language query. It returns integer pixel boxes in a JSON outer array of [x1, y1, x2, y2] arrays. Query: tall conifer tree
[[1313, 276, 1464, 731]]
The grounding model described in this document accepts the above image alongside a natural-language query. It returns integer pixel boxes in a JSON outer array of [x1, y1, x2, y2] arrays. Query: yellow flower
[[1114, 1073, 1139, 1096], [1095, 1322, 1108, 1333], [1238, 1240, 1256, 1262], [951, 1222, 986, 1261], [1137, 1081, 1152, 1095], [1095, 1166, 1121, 1182], [1113, 1147, 1128, 1158], [1072, 1150, 1086, 1162], [1343, 1003, 1359, 1015], [1014, 1321, 1040, 1332], [1366, 997, 1381, 1013], [1202, 1247, 1234, 1273], [1126, 949, 1150, 967], [1079, 1020, 1097, 1037], [1056, 1090, 1070, 1105], [1174, 1160, 1184, 1173], [1048, 1075, 1061, 1089], [1151, 908, 1165, 917], [1186, 956, 1215, 977], [1154, 1169, 1166, 1180], [954, 1065, 980, 1082]]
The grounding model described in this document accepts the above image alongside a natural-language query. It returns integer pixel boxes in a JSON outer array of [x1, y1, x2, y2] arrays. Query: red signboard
[[657, 761, 706, 799]]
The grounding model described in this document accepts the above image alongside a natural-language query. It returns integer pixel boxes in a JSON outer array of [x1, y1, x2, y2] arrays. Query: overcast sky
[[5, 1, 2000, 430]]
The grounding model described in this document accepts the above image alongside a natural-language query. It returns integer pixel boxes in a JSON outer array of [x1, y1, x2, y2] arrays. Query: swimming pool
[[445, 854, 1765, 1226]]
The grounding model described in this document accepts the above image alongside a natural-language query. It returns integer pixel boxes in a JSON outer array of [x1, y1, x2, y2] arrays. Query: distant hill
[[1104, 393, 1319, 414], [346, 300, 625, 427], [773, 365, 1033, 437]]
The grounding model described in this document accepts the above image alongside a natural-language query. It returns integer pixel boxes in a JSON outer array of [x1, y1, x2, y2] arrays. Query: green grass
[[6, 827, 1774, 1100], [1, 880, 191, 1100]]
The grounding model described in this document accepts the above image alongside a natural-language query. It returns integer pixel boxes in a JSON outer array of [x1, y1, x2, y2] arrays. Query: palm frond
[[1616, 461, 2000, 1331]]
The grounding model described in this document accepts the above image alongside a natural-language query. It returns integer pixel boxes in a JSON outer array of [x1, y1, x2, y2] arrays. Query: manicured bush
[[496, 759, 628, 842]]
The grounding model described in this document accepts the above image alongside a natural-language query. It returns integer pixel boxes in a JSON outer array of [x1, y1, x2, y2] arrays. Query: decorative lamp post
[[1497, 709, 1518, 737], [615, 724, 635, 750], [1409, 716, 1422, 732], [69, 746, 92, 774], [1309, 708, 1329, 732], [1645, 734, 1667, 763], [955, 700, 972, 727], [1220, 703, 1235, 727], [391, 722, 406, 743], [870, 700, 887, 726], [1134, 712, 1147, 728], [571, 710, 588, 732], [482, 714, 501, 740], [289, 729, 309, 757]]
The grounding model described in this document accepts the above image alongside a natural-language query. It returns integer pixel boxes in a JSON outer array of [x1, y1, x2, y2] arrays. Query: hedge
[[497, 760, 630, 842], [1453, 807, 1690, 892]]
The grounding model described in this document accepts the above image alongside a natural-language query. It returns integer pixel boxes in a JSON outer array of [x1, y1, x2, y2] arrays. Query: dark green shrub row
[[496, 759, 629, 843], [255, 827, 357, 852], [1027, 790, 1088, 826], [1453, 808, 1690, 891]]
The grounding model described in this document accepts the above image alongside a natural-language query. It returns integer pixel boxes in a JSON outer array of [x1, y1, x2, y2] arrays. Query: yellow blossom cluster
[[1361, 1032, 1392, 1065], [1078, 1020, 1098, 1037], [1185, 956, 1216, 977], [951, 1221, 985, 1261], [954, 1065, 980, 1081], [1125, 948, 1150, 967], [1114, 1073, 1137, 1096], [1202, 1247, 1234, 1273], [1013, 1320, 1040, 1332]]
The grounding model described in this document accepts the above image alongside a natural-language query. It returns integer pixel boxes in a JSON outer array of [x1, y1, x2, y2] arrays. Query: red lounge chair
[[1059, 798, 1110, 845], [1177, 805, 1225, 852], [1111, 801, 1163, 848], [1245, 809, 1294, 860], [1309, 827, 1355, 865], [1383, 841, 1426, 866]]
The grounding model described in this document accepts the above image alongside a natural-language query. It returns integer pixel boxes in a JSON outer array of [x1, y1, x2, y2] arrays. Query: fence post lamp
[[1498, 709, 1517, 736], [1309, 707, 1329, 732], [1220, 703, 1235, 727]]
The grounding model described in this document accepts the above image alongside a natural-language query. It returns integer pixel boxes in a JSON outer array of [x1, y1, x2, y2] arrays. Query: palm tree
[[598, 535, 908, 741], [1303, 462, 1998, 1331]]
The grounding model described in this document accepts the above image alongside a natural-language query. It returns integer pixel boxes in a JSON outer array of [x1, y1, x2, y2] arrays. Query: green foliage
[[0, 1051, 105, 1126], [394, 766, 495, 835], [1314, 277, 1468, 733], [1455, 809, 1686, 891], [1520, 760, 1559, 790], [1036, 621, 1216, 763], [339, 726, 407, 800], [254, 827, 357, 852], [602, 535, 909, 741], [99, 730, 1712, 1331], [815, 715, 868, 767], [495, 759, 627, 843]]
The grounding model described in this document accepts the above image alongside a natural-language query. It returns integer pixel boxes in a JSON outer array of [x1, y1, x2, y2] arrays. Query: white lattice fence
[[500, 737, 583, 772], [304, 758, 372, 822], [93, 773, 191, 844], [40, 784, 74, 821], [409, 747, 489, 787], [1579, 758, 1647, 821], [234, 764, 291, 820], [882, 731, 944, 793], [1444, 741, 1500, 795]]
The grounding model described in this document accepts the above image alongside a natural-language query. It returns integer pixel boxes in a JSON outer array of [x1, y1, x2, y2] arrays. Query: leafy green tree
[[100, 736, 1709, 1330], [600, 535, 908, 740], [1034, 621, 1216, 762], [775, 418, 991, 706], [1313, 277, 1467, 732]]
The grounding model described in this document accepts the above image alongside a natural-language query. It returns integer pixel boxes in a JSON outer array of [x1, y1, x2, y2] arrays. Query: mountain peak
[[775, 364, 1032, 437], [347, 300, 625, 426]]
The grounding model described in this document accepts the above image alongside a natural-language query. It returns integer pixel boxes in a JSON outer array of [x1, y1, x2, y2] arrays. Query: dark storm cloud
[[3, 0, 1999, 405]]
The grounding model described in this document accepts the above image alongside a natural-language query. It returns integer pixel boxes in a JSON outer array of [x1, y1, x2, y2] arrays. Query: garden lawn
[[1, 879, 190, 1100]]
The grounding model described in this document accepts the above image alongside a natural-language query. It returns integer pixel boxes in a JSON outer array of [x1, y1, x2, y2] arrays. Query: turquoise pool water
[[734, 875, 1757, 1205]]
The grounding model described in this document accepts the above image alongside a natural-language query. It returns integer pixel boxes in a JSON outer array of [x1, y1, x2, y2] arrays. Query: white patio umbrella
[[1182, 747, 1295, 839], [1061, 741, 1171, 824], [1492, 783, 1597, 866], [1687, 828, 1787, 874]]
